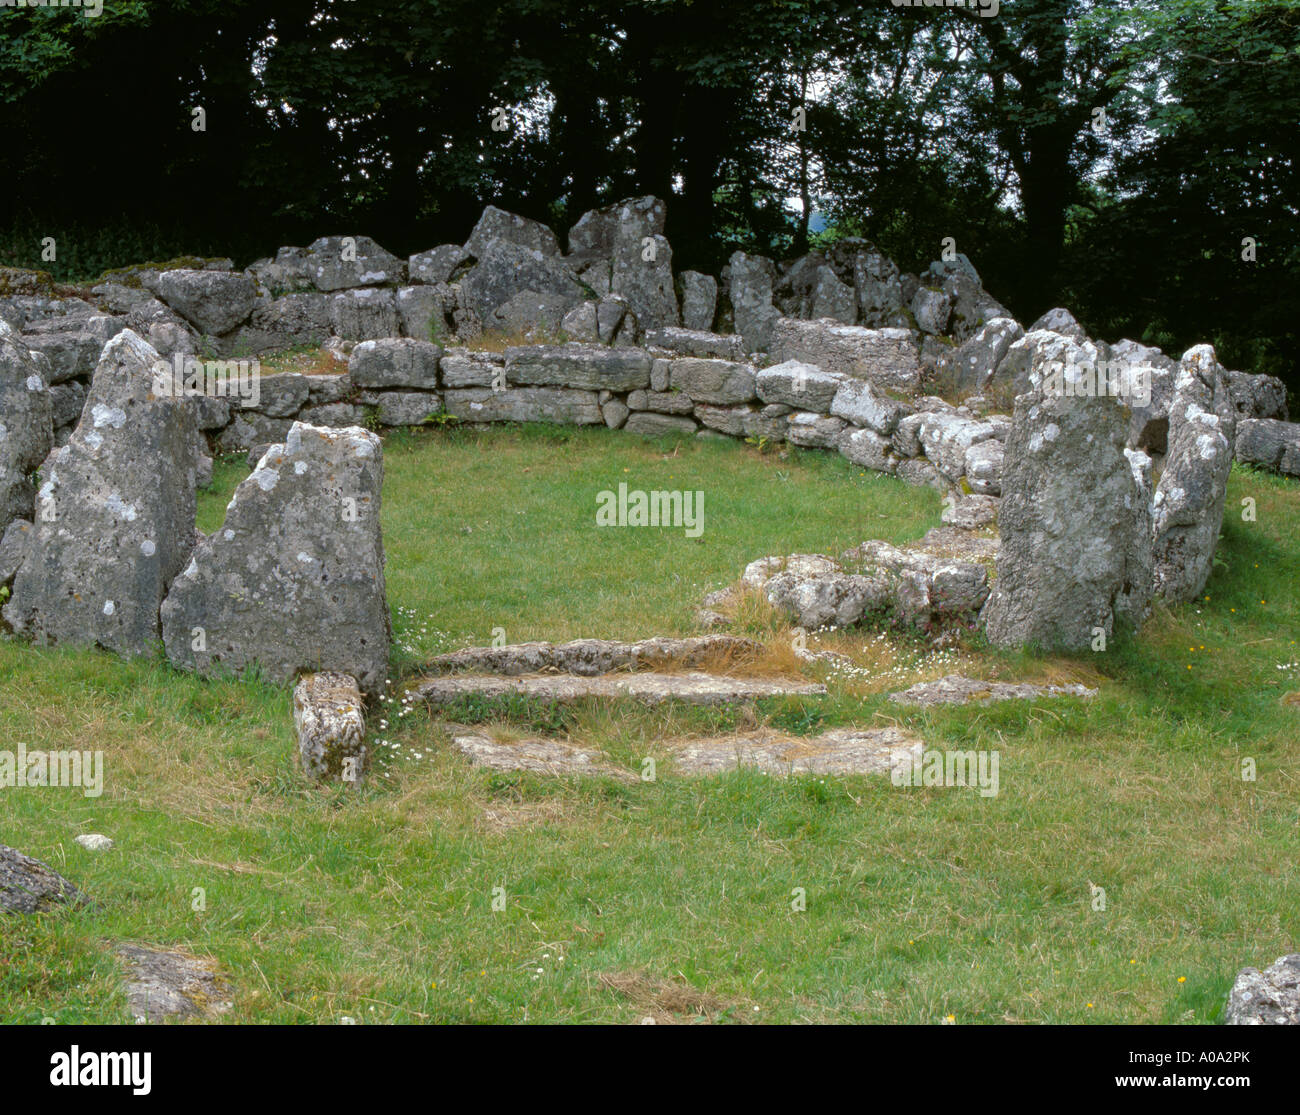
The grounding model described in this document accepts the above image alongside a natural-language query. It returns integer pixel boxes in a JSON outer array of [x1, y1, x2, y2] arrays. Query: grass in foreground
[[3, 426, 1298, 1024]]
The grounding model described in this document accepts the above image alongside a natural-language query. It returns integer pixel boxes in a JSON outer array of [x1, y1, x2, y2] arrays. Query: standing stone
[[306, 235, 406, 291], [0, 320, 54, 532], [983, 361, 1152, 650], [678, 271, 718, 332], [294, 672, 368, 782], [4, 330, 198, 656], [727, 252, 779, 353], [1151, 345, 1235, 603], [161, 423, 390, 696], [952, 317, 1023, 395]]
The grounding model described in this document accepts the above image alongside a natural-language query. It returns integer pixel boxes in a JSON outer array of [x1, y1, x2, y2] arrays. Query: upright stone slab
[[294, 672, 368, 782], [727, 252, 778, 353], [161, 423, 390, 695], [3, 330, 198, 656], [982, 362, 1152, 650], [0, 320, 54, 531], [1151, 345, 1235, 603], [678, 271, 717, 332]]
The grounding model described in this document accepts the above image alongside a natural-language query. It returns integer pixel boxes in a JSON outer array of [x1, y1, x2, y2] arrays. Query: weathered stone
[[1224, 369, 1288, 422], [560, 300, 600, 343], [602, 399, 630, 428], [409, 671, 825, 707], [963, 438, 1004, 495], [1028, 307, 1089, 343], [623, 411, 698, 437], [785, 412, 846, 449], [409, 244, 471, 285], [889, 675, 1096, 707], [245, 245, 313, 292], [612, 233, 679, 330], [770, 318, 920, 394], [837, 427, 897, 474], [4, 331, 198, 656], [597, 295, 633, 345], [917, 412, 998, 482], [951, 317, 1024, 395], [678, 271, 718, 332], [216, 412, 293, 454], [306, 235, 405, 291], [1235, 418, 1300, 470], [1, 843, 86, 914], [440, 352, 501, 388], [451, 732, 634, 780], [348, 337, 442, 390], [18, 328, 103, 385], [161, 423, 390, 695], [429, 634, 762, 677], [305, 372, 352, 405], [645, 327, 744, 361], [755, 360, 843, 413], [489, 290, 574, 337], [1223, 954, 1300, 1025], [374, 391, 443, 426], [839, 242, 906, 327], [329, 288, 400, 342], [0, 321, 54, 530], [936, 267, 1009, 342], [459, 244, 586, 323], [443, 386, 602, 425], [895, 458, 944, 489], [232, 292, 333, 353], [466, 206, 561, 259], [0, 517, 32, 584], [982, 365, 1152, 651], [829, 378, 910, 435], [294, 671, 368, 782], [942, 493, 999, 529], [669, 358, 755, 404], [992, 329, 1107, 400], [695, 403, 758, 437], [672, 726, 922, 778], [145, 269, 256, 335], [298, 402, 361, 427], [1151, 345, 1235, 603], [396, 283, 457, 342], [840, 539, 991, 625], [250, 372, 310, 417], [910, 286, 952, 335], [116, 943, 233, 1024], [74, 834, 113, 851], [505, 343, 651, 391], [727, 252, 779, 353], [626, 389, 695, 415], [48, 380, 87, 429], [764, 568, 894, 629], [915, 526, 999, 566]]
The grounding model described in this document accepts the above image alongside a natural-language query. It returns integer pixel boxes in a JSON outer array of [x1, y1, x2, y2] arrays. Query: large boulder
[[460, 243, 585, 324], [757, 360, 846, 412], [991, 328, 1107, 401], [0, 320, 54, 532], [348, 338, 442, 390], [1151, 345, 1236, 603], [4, 330, 199, 656], [1224, 369, 1289, 422], [982, 360, 1152, 650], [1236, 418, 1300, 471], [567, 196, 679, 329], [770, 318, 920, 394], [465, 206, 561, 259], [161, 423, 390, 695], [669, 358, 756, 405], [1027, 307, 1089, 344], [305, 235, 406, 292], [144, 270, 257, 335], [726, 251, 779, 353], [443, 386, 603, 425], [1108, 339, 1178, 453]]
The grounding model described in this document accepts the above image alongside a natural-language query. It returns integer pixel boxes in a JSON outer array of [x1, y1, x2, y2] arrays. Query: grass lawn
[[2, 423, 1298, 1024]]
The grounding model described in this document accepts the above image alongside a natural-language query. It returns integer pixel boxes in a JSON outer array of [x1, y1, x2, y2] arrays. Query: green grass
[[3, 426, 1299, 1024]]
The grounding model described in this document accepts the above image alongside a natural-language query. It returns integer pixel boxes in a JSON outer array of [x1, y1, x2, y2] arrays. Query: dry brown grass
[[597, 969, 751, 1024]]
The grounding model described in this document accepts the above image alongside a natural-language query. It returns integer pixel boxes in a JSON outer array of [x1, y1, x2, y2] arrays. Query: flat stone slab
[[115, 943, 234, 1023], [409, 671, 825, 707], [889, 674, 1097, 707], [426, 634, 763, 677], [451, 733, 635, 780], [670, 726, 923, 777], [0, 843, 86, 914]]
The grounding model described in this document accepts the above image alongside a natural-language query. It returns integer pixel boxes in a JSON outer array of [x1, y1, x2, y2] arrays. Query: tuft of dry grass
[[597, 969, 751, 1024]]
